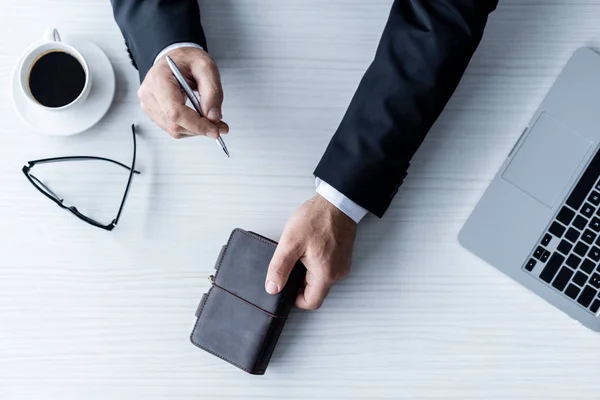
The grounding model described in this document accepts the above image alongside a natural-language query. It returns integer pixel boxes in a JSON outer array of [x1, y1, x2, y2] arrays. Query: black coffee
[[28, 51, 86, 108]]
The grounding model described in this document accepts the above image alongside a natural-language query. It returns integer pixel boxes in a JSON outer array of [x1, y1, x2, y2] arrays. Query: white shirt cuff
[[315, 178, 368, 223], [154, 42, 205, 64]]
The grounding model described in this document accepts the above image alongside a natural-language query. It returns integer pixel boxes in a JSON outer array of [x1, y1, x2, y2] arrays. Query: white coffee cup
[[18, 28, 91, 111]]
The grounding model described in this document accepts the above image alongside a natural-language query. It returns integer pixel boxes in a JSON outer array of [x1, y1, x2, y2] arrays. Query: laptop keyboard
[[524, 149, 600, 314]]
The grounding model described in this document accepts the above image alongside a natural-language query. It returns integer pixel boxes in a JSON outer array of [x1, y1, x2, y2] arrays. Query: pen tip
[[216, 137, 230, 157]]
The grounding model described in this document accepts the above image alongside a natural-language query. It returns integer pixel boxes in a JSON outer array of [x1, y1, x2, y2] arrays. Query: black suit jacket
[[111, 0, 498, 217], [110, 0, 208, 81]]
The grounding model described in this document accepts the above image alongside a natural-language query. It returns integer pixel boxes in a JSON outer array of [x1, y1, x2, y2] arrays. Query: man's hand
[[138, 47, 229, 139], [265, 195, 357, 310]]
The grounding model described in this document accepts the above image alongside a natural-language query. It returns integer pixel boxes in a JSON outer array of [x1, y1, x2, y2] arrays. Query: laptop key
[[565, 254, 582, 269], [590, 217, 600, 232], [541, 233, 552, 246], [589, 273, 600, 289], [589, 191, 600, 206], [525, 259, 536, 271], [574, 242, 590, 257], [557, 240, 573, 255], [565, 283, 581, 299], [581, 258, 596, 274], [573, 271, 588, 286], [540, 250, 550, 263], [552, 267, 574, 291], [549, 222, 567, 238], [578, 286, 597, 307], [574, 215, 588, 230], [533, 246, 546, 260], [582, 203, 595, 218], [590, 299, 600, 313], [539, 253, 565, 283], [565, 228, 580, 242], [582, 229, 597, 245], [556, 207, 576, 225], [589, 246, 600, 262], [590, 192, 600, 206]]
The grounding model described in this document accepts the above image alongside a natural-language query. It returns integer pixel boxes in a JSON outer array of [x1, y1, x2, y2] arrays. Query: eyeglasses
[[22, 124, 140, 231]]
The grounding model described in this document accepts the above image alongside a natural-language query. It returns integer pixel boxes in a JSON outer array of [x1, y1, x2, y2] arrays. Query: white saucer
[[11, 39, 116, 136]]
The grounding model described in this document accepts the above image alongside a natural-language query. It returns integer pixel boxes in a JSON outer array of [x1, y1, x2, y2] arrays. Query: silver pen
[[165, 56, 230, 157]]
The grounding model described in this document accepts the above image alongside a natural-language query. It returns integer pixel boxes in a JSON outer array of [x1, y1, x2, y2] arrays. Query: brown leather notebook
[[191, 228, 305, 375]]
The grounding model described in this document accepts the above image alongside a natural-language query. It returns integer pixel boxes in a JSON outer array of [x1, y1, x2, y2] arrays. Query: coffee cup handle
[[42, 28, 61, 43]]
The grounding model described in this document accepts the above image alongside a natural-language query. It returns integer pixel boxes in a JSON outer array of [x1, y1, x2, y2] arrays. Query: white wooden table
[[2, 1, 600, 399]]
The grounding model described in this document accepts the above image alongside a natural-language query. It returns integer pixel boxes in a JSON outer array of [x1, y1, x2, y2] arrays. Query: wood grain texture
[[2, 0, 600, 399]]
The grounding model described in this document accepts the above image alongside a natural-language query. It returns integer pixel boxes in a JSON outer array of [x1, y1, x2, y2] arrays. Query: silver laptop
[[459, 48, 600, 331]]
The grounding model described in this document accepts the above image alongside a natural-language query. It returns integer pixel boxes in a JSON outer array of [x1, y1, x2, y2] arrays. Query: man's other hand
[[138, 47, 229, 139], [265, 195, 357, 310]]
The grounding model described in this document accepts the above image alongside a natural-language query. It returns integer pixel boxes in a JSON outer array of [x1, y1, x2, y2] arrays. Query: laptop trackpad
[[502, 113, 591, 207]]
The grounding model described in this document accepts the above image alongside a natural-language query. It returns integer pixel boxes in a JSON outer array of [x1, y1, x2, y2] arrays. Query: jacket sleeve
[[110, 0, 208, 81], [314, 0, 499, 217]]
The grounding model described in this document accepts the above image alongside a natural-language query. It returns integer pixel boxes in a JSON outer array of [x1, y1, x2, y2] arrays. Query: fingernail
[[266, 280, 280, 295], [207, 131, 218, 140], [218, 126, 228, 135], [207, 108, 222, 122]]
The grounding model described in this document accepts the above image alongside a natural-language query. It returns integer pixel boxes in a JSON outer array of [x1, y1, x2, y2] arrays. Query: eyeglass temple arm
[[26, 156, 141, 174], [112, 124, 138, 227], [28, 174, 63, 201]]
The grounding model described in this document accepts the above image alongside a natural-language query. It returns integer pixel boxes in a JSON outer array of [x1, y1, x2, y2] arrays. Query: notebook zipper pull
[[208, 275, 215, 283]]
